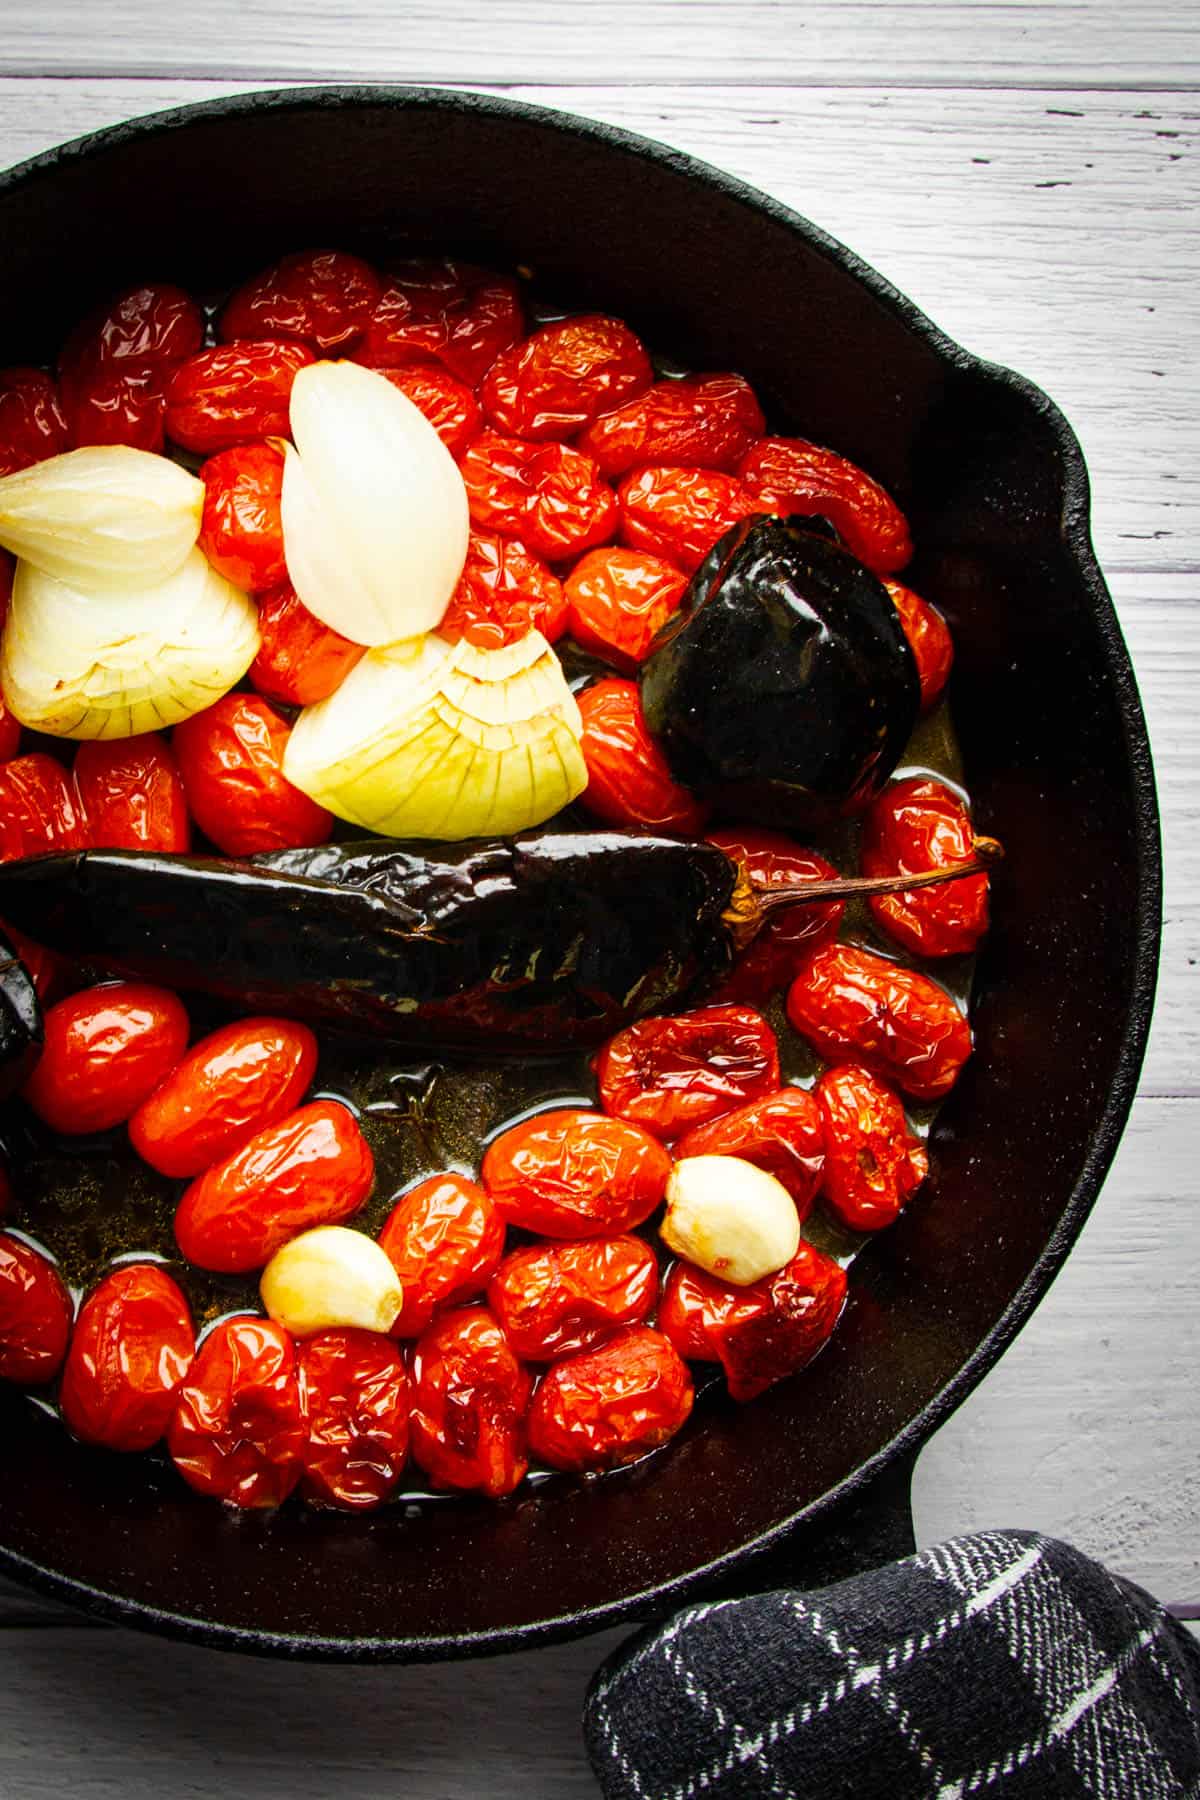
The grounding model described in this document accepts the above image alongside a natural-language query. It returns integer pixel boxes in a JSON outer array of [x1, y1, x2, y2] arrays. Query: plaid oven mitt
[[585, 1530, 1200, 1797]]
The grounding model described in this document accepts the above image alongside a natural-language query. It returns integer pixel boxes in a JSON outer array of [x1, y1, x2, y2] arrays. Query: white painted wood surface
[[0, 5, 1196, 1793]]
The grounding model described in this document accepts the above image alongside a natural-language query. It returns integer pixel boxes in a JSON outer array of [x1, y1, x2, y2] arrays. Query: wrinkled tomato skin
[[59, 284, 204, 452], [674, 1087, 825, 1216], [0, 367, 70, 476], [706, 829, 844, 1004], [438, 530, 566, 650], [73, 733, 191, 853], [594, 1004, 780, 1141], [174, 1099, 374, 1275], [816, 1064, 928, 1232], [0, 1234, 73, 1385], [173, 694, 333, 856], [862, 777, 989, 959], [618, 465, 763, 572], [659, 1244, 847, 1402], [380, 365, 482, 458], [885, 580, 954, 714], [578, 373, 765, 477], [460, 431, 618, 563], [657, 1259, 766, 1363], [59, 1264, 195, 1451], [480, 314, 653, 442], [487, 1235, 658, 1362], [164, 341, 315, 454], [248, 583, 365, 707], [0, 753, 90, 862], [738, 437, 912, 575], [378, 1173, 506, 1339], [129, 1016, 318, 1179], [219, 250, 382, 353], [482, 1109, 671, 1240], [297, 1328, 410, 1511], [786, 943, 972, 1102], [198, 440, 287, 592], [353, 260, 524, 386], [167, 1315, 304, 1509], [408, 1306, 531, 1497], [22, 982, 189, 1137], [576, 678, 708, 835], [564, 547, 688, 671], [527, 1325, 692, 1473], [61, 363, 166, 453]]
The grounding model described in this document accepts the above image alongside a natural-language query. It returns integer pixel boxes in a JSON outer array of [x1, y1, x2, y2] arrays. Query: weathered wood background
[[0, 4, 1195, 1792]]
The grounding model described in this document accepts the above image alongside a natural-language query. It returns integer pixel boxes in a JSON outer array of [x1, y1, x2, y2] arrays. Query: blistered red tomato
[[886, 580, 954, 713], [380, 364, 482, 458], [738, 437, 912, 575], [174, 1099, 373, 1274], [0, 367, 69, 477], [659, 1244, 847, 1401], [354, 260, 524, 386], [219, 250, 382, 353], [72, 733, 190, 853], [816, 1064, 928, 1232], [578, 373, 765, 476], [173, 694, 333, 856], [527, 1325, 693, 1472], [576, 678, 708, 835], [59, 1264, 194, 1451], [786, 943, 972, 1102], [480, 314, 652, 441], [706, 828, 844, 1004], [862, 777, 989, 958], [378, 1172, 506, 1338], [249, 583, 365, 707], [487, 1235, 658, 1361], [58, 283, 204, 452], [618, 465, 762, 572], [22, 982, 189, 1137], [297, 1328, 410, 1510], [674, 1087, 825, 1215], [564, 547, 688, 670], [0, 1234, 73, 1385], [594, 1004, 780, 1141], [408, 1306, 531, 1497], [129, 1016, 318, 1178], [198, 440, 287, 591], [482, 1108, 671, 1240], [460, 432, 618, 562], [164, 341, 315, 454], [0, 753, 89, 862], [167, 1315, 304, 1508], [438, 529, 566, 650]]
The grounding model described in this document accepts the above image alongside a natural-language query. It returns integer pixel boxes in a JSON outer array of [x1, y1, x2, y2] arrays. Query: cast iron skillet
[[0, 88, 1160, 1661]]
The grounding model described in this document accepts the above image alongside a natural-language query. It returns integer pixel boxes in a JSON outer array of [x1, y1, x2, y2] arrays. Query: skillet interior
[[0, 88, 1160, 1659]]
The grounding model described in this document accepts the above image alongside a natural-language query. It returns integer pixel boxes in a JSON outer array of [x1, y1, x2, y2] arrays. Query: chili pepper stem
[[739, 835, 1003, 923]]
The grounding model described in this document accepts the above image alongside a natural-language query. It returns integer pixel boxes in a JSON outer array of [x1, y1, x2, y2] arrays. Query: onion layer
[[0, 445, 202, 591]]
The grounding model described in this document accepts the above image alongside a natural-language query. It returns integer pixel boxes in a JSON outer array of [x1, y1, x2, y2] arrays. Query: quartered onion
[[0, 445, 202, 591]]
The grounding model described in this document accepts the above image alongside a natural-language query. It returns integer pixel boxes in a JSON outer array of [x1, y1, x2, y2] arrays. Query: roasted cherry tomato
[[706, 828, 844, 1004], [618, 465, 763, 572], [198, 440, 287, 591], [594, 1004, 780, 1141], [297, 1327, 410, 1510], [72, 733, 191, 853], [173, 693, 333, 856], [58, 283, 204, 452], [59, 1264, 195, 1451], [167, 1315, 304, 1509], [564, 546, 688, 671], [526, 1325, 692, 1472], [380, 364, 482, 458], [22, 982, 188, 1137], [674, 1087, 825, 1215], [885, 580, 954, 713], [0, 367, 69, 477], [164, 341, 315, 454], [0, 752, 90, 862], [248, 582, 365, 707], [437, 529, 566, 650], [0, 699, 21, 764], [379, 1173, 505, 1339], [738, 437, 912, 575], [219, 250, 383, 353], [659, 1243, 846, 1401], [480, 314, 652, 441], [482, 1108, 671, 1240], [488, 1235, 657, 1362], [460, 431, 618, 563], [786, 943, 972, 1102], [408, 1306, 531, 1497], [60, 363, 167, 453], [862, 777, 989, 959], [0, 1234, 73, 1385], [0, 922, 70, 1005], [576, 678, 708, 835], [816, 1063, 928, 1232], [174, 1099, 374, 1274], [354, 259, 524, 386], [129, 1016, 318, 1178], [577, 373, 765, 477]]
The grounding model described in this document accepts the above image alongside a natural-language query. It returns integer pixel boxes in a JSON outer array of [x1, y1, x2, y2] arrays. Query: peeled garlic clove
[[662, 1155, 801, 1287], [0, 445, 202, 591], [260, 1226, 404, 1338], [281, 361, 469, 646]]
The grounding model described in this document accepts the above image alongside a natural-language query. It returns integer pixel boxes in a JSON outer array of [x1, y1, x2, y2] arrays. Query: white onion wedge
[[281, 361, 469, 646], [0, 446, 202, 591]]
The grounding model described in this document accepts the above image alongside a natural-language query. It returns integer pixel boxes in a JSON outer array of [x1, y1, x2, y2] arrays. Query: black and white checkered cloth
[[584, 1531, 1200, 1797]]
